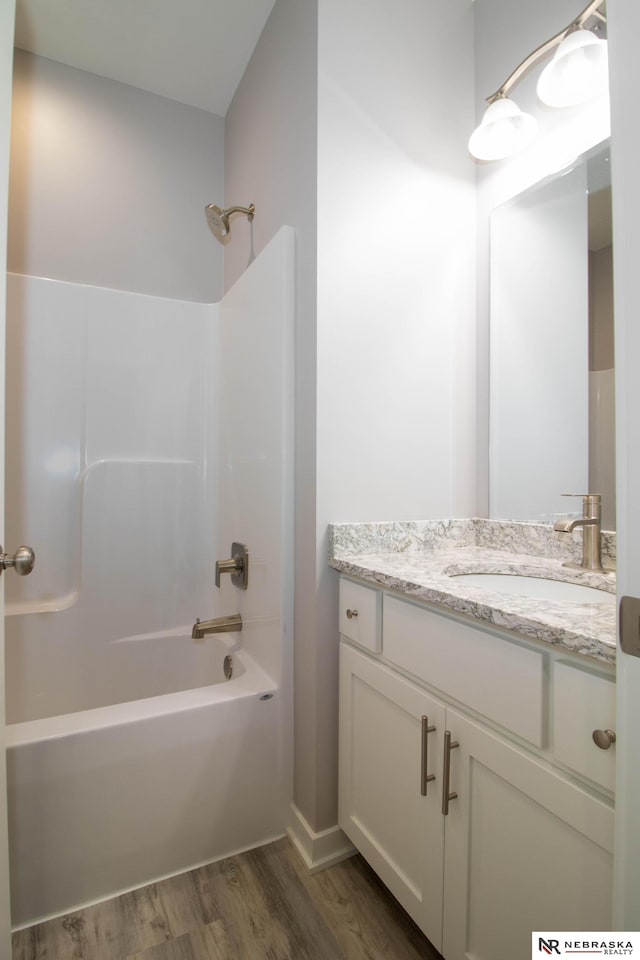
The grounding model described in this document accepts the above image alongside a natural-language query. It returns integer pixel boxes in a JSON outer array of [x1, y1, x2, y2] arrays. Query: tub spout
[[192, 614, 242, 640]]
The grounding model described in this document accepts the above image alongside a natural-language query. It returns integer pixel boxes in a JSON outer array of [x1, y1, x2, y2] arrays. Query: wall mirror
[[489, 140, 615, 530]]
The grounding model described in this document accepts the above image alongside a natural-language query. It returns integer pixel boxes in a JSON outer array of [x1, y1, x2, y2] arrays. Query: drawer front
[[339, 579, 381, 653], [383, 596, 545, 746], [552, 661, 616, 792]]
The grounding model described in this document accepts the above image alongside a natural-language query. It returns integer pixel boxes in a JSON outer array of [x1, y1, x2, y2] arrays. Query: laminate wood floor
[[12, 838, 443, 960]]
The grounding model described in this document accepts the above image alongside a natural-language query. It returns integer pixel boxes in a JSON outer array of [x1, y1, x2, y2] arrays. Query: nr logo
[[539, 940, 561, 955]]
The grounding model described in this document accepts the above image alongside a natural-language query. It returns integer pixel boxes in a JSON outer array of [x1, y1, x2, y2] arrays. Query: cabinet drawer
[[552, 661, 616, 792], [383, 596, 544, 746], [339, 580, 381, 653]]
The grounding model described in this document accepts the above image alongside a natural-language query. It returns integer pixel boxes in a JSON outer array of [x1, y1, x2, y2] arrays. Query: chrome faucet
[[192, 614, 242, 640], [553, 494, 603, 572]]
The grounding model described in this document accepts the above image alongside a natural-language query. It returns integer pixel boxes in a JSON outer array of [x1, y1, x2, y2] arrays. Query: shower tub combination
[[5, 229, 295, 928], [7, 635, 283, 927]]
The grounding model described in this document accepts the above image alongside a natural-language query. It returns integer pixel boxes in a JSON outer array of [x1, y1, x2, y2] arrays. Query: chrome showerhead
[[204, 203, 255, 243]]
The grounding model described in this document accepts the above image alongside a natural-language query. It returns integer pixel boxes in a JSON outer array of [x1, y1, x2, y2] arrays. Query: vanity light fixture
[[469, 0, 607, 161]]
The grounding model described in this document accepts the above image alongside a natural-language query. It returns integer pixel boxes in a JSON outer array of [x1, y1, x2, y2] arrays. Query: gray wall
[[9, 50, 224, 302], [224, 0, 320, 826]]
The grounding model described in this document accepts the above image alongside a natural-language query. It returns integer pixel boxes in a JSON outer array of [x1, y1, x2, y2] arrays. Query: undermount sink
[[450, 573, 614, 604]]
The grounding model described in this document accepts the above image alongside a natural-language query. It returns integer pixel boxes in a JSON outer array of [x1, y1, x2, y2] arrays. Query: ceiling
[[14, 0, 277, 117]]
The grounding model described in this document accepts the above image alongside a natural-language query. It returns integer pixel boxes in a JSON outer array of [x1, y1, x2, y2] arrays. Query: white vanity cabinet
[[442, 709, 613, 960], [339, 642, 447, 946], [338, 579, 615, 960]]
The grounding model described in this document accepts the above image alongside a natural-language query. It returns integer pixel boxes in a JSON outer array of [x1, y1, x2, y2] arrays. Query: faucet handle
[[561, 494, 601, 500], [215, 542, 249, 590]]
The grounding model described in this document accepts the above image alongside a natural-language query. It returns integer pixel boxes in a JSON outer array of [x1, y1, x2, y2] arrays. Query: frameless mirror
[[489, 141, 615, 530]]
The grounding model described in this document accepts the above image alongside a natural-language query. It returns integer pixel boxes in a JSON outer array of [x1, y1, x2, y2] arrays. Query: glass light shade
[[537, 30, 609, 108], [468, 98, 538, 161]]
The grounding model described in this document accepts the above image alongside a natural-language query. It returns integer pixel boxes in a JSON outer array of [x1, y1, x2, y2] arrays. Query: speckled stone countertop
[[328, 519, 617, 666]]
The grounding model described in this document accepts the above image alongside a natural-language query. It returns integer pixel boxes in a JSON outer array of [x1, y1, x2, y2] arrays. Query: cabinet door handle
[[442, 730, 460, 815], [420, 716, 436, 796], [346, 609, 358, 619], [592, 728, 616, 750]]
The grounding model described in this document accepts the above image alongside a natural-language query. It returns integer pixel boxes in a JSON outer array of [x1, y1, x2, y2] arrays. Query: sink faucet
[[192, 614, 242, 640], [553, 494, 603, 572]]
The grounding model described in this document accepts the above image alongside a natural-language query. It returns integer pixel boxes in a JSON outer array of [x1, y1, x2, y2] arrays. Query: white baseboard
[[287, 804, 356, 874]]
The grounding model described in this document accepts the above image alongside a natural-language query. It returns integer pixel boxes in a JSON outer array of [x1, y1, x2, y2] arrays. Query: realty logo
[[539, 940, 561, 956], [533, 932, 639, 957]]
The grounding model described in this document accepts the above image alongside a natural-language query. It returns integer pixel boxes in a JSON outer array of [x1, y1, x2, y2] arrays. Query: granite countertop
[[328, 519, 617, 666]]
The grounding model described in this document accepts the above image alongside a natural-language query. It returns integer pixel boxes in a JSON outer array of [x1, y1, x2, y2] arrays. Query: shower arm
[[225, 204, 255, 221]]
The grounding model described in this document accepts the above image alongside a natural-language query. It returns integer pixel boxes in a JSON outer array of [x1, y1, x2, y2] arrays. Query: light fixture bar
[[486, 0, 606, 104]]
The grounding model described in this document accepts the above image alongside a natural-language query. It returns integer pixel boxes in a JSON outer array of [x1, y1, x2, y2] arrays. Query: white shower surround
[[4, 227, 295, 925]]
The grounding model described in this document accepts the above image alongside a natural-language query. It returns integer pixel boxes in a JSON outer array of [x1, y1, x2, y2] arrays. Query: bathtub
[[6, 633, 286, 928]]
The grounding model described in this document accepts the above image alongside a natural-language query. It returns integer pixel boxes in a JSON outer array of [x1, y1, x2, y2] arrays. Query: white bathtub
[[6, 634, 286, 928]]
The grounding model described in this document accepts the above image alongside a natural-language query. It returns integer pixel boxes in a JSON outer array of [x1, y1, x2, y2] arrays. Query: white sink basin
[[450, 573, 613, 603]]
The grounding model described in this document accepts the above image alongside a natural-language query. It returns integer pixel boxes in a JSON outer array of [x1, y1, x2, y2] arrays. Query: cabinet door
[[339, 643, 446, 949], [442, 709, 614, 960]]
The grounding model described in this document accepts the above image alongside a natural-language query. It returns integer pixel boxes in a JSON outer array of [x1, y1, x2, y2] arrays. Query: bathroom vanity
[[330, 519, 616, 960]]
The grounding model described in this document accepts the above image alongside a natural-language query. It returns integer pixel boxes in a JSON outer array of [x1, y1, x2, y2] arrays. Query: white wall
[[317, 0, 477, 523], [315, 0, 476, 830], [473, 0, 611, 514], [9, 51, 224, 302]]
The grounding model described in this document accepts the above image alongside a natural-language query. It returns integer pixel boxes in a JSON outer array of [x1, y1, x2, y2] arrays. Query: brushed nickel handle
[[215, 542, 249, 590], [442, 730, 459, 815], [0, 545, 35, 576], [192, 614, 242, 640], [420, 716, 436, 796], [346, 609, 358, 619], [592, 728, 616, 750]]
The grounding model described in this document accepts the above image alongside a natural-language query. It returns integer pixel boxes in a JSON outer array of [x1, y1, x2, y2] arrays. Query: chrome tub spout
[[192, 614, 242, 640]]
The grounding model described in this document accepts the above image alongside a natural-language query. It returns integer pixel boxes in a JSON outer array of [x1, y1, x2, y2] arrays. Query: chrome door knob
[[0, 545, 35, 576], [346, 609, 358, 619]]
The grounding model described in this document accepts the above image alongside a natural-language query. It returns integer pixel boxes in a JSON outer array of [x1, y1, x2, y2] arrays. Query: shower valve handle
[[215, 542, 249, 590], [0, 545, 35, 576]]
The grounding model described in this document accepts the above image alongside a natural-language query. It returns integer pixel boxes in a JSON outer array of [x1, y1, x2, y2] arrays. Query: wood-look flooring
[[12, 837, 443, 960]]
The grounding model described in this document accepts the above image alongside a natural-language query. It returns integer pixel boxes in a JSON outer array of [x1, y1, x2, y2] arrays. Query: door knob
[[0, 545, 35, 576], [592, 728, 616, 750]]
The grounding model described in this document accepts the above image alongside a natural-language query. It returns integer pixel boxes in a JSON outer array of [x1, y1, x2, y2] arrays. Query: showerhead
[[204, 203, 255, 243], [205, 204, 229, 240]]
